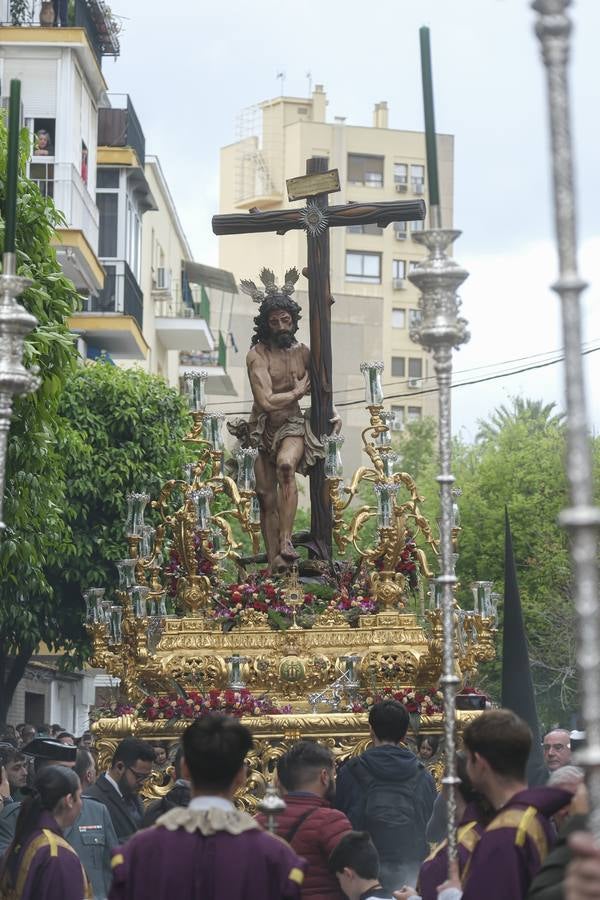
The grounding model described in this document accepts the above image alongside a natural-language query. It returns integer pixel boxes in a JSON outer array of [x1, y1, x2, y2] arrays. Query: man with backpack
[[256, 740, 352, 899], [335, 700, 437, 894]]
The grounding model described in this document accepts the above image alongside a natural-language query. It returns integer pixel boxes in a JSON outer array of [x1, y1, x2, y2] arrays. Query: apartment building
[[216, 86, 454, 474]]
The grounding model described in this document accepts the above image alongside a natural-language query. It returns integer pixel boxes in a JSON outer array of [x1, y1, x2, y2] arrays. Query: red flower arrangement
[[138, 689, 290, 721], [357, 687, 444, 716]]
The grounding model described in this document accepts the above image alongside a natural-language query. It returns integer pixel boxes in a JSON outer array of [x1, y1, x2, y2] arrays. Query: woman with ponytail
[[0, 764, 90, 899]]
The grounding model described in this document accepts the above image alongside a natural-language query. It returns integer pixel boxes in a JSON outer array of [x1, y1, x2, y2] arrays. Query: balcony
[[70, 261, 147, 360], [154, 283, 214, 354], [0, 0, 120, 65], [32, 160, 104, 295], [98, 95, 145, 167]]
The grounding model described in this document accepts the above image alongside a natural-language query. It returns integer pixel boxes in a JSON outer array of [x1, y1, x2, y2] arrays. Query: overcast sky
[[106, 0, 600, 439]]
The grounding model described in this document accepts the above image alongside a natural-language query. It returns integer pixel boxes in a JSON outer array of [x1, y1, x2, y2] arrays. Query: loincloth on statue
[[228, 413, 324, 475]]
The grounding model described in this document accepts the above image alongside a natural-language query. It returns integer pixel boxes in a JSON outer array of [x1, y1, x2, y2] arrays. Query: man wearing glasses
[[542, 729, 572, 774], [84, 738, 155, 842]]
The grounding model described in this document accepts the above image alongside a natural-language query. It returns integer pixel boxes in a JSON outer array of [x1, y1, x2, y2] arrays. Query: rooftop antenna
[[306, 71, 312, 95], [276, 70, 286, 96]]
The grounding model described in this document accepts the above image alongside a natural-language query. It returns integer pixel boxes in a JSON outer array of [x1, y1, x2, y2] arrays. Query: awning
[[184, 262, 238, 294]]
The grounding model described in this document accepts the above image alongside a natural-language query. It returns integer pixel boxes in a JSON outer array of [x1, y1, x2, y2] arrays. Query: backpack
[[346, 757, 424, 863]]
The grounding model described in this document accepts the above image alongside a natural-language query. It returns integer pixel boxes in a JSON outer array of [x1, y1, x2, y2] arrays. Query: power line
[[204, 343, 600, 414]]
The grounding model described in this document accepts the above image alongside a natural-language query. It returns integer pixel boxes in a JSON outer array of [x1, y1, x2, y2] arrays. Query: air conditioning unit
[[394, 229, 407, 241], [392, 278, 406, 291], [395, 181, 407, 193], [155, 266, 170, 290], [408, 377, 422, 389], [412, 181, 425, 194], [183, 307, 194, 318]]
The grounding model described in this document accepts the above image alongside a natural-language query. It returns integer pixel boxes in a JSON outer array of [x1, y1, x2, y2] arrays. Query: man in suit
[[84, 738, 155, 842], [0, 739, 119, 900]]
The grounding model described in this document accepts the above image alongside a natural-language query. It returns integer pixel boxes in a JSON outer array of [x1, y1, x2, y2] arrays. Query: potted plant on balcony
[[10, 0, 30, 26]]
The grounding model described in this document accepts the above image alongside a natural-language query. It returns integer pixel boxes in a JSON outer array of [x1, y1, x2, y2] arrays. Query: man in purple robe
[[108, 715, 305, 900], [459, 710, 573, 900]]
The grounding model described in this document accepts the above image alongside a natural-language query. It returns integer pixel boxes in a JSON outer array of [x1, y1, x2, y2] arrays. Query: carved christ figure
[[229, 268, 335, 572]]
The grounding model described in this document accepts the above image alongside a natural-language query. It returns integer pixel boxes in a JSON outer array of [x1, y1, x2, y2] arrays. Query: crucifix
[[212, 157, 425, 562]]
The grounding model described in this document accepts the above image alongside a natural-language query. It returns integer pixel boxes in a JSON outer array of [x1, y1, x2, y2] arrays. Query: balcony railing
[[29, 160, 99, 250], [98, 95, 145, 166], [1, 0, 120, 63], [87, 261, 143, 333]]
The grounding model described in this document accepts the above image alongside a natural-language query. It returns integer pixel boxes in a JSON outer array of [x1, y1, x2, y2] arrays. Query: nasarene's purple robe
[[461, 786, 572, 900], [1, 811, 90, 900], [417, 802, 487, 900], [108, 805, 306, 900]]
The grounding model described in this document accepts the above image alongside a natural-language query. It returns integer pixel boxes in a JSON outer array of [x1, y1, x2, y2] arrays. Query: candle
[[419, 27, 440, 213], [4, 80, 21, 254]]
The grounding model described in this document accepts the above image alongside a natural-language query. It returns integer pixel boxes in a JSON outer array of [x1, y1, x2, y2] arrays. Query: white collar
[[104, 771, 123, 798], [188, 795, 235, 812]]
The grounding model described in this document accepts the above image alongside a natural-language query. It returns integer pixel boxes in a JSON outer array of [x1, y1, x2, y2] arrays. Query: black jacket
[[526, 813, 587, 900], [335, 744, 437, 861], [84, 773, 143, 843], [141, 779, 191, 828]]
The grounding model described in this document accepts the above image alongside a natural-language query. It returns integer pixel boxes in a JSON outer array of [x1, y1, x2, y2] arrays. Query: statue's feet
[[272, 554, 291, 574], [280, 538, 299, 562]]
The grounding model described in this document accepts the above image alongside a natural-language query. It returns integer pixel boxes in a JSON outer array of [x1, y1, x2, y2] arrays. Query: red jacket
[[257, 793, 351, 899]]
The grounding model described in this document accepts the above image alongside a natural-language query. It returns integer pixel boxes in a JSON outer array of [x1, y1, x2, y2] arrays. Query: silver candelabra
[[532, 0, 600, 836], [0, 252, 40, 527], [408, 226, 469, 867]]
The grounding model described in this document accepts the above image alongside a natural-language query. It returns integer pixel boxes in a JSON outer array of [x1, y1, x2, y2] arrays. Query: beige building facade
[[215, 86, 453, 478]]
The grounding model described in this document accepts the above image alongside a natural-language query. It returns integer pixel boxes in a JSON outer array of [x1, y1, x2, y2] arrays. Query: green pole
[[4, 80, 21, 254], [419, 27, 440, 212]]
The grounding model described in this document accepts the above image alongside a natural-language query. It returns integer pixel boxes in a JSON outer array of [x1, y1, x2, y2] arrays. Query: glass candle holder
[[321, 433, 344, 478], [379, 449, 398, 478], [342, 654, 361, 688], [183, 370, 208, 412], [109, 605, 123, 644], [115, 559, 137, 591], [101, 599, 112, 625], [125, 492, 150, 537], [376, 411, 394, 448], [191, 487, 213, 531], [206, 413, 225, 451], [236, 447, 258, 491], [140, 525, 155, 559], [374, 482, 400, 529], [471, 581, 493, 615], [249, 495, 261, 525], [210, 524, 223, 554], [84, 587, 104, 623], [227, 654, 247, 689], [429, 578, 443, 609], [183, 463, 195, 484], [131, 584, 150, 618], [360, 361, 385, 405], [490, 592, 501, 624], [451, 489, 462, 528]]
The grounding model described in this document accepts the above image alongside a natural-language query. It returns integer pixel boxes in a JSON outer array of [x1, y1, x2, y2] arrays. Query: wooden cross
[[212, 157, 425, 561]]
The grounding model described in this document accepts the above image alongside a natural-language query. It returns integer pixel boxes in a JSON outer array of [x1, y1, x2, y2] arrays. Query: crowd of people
[[0, 705, 598, 899]]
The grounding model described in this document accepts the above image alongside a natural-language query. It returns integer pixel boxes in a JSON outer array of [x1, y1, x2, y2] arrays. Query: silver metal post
[[408, 228, 469, 869], [532, 0, 600, 835], [0, 252, 40, 527]]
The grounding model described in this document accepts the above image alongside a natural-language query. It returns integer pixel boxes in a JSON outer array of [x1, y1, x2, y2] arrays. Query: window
[[392, 259, 406, 280], [394, 163, 408, 185], [409, 308, 422, 327], [391, 405, 405, 427], [392, 309, 406, 329], [81, 141, 88, 185], [97, 193, 118, 257], [346, 222, 383, 235], [407, 406, 422, 422], [409, 260, 420, 272], [345, 251, 381, 283], [347, 153, 384, 188], [97, 168, 119, 189], [410, 219, 424, 232], [30, 117, 55, 158], [393, 221, 407, 239], [29, 162, 54, 198], [391, 357, 405, 377], [408, 358, 423, 379], [411, 164, 425, 192]]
